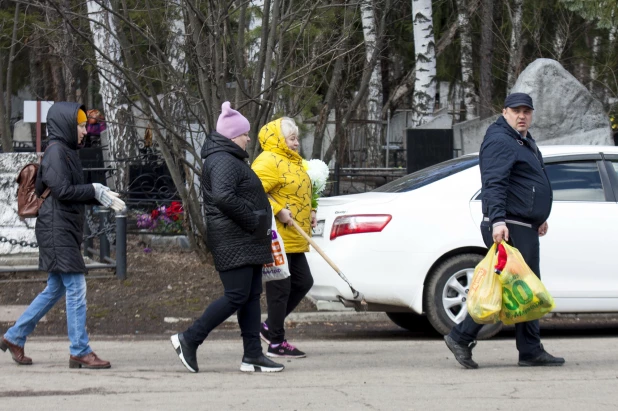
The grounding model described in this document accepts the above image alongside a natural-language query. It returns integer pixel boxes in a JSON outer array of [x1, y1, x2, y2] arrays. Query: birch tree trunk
[[361, 0, 383, 167], [610, 9, 617, 45], [456, 0, 478, 120], [247, 0, 271, 156], [589, 35, 601, 94], [552, 12, 571, 60], [411, 0, 437, 126], [165, 0, 188, 126], [506, 0, 524, 91], [479, 0, 497, 118], [87, 0, 131, 190]]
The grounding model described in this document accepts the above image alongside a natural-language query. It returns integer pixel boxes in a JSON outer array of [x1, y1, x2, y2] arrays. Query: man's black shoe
[[240, 354, 284, 373], [170, 333, 199, 373], [444, 334, 478, 369], [518, 351, 565, 367]]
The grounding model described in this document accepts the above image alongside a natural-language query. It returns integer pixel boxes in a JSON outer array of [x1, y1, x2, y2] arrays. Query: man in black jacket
[[1, 102, 124, 369], [171, 102, 284, 373], [444, 93, 565, 369]]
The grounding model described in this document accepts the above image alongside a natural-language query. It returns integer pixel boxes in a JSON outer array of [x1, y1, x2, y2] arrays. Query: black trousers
[[183, 264, 263, 358], [265, 253, 314, 344], [449, 221, 544, 361]]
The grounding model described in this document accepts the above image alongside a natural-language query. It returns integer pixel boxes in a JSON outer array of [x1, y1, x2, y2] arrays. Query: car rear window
[[372, 155, 479, 193]]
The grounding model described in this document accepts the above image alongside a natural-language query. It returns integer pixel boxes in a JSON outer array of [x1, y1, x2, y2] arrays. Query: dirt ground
[[0, 235, 316, 336]]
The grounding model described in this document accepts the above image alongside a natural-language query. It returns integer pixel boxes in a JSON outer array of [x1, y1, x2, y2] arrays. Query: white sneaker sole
[[266, 351, 306, 359], [170, 334, 198, 373], [259, 332, 271, 345], [240, 362, 284, 373]]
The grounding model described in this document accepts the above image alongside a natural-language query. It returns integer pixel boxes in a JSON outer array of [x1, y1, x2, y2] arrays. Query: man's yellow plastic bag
[[466, 243, 502, 324], [498, 242, 555, 325]]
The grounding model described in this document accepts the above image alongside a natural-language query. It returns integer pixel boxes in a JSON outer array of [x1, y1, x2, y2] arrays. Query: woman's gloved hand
[[92, 183, 126, 212]]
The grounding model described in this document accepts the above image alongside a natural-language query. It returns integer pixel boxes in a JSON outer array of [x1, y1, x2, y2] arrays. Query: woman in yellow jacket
[[252, 117, 315, 358]]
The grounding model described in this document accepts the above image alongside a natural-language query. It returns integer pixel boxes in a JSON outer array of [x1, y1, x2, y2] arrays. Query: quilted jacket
[[35, 102, 97, 274], [201, 131, 273, 272], [251, 118, 312, 253]]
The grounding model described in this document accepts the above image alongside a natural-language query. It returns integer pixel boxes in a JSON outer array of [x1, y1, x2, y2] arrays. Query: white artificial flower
[[305, 159, 330, 196]]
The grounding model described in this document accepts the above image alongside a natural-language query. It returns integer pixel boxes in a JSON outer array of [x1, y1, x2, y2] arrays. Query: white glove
[[92, 183, 126, 212]]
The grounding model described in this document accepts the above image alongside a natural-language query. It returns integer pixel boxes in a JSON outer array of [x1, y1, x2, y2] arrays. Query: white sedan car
[[307, 145, 618, 338]]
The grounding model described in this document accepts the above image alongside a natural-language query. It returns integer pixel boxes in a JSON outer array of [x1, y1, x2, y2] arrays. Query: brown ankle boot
[[69, 352, 111, 369], [0, 337, 33, 365]]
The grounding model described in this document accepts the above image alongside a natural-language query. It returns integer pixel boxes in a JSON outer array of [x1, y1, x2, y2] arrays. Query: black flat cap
[[504, 93, 534, 109]]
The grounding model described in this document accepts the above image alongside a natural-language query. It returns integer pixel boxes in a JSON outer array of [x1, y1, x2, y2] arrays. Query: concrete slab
[[0, 305, 46, 322]]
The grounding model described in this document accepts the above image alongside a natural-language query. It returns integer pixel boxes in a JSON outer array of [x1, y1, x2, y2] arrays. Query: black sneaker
[[170, 333, 198, 373], [444, 335, 478, 369], [260, 322, 271, 344], [518, 351, 565, 367], [240, 354, 284, 373], [267, 340, 306, 358]]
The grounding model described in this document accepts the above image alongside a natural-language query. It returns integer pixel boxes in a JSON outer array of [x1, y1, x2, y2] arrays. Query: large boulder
[[457, 58, 613, 153], [511, 58, 612, 145]]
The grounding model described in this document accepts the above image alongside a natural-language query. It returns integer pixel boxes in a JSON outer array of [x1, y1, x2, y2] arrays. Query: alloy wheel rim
[[441, 268, 475, 324]]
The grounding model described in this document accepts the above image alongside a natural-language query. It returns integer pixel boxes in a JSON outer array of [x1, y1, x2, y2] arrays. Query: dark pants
[[265, 253, 314, 344], [183, 264, 263, 358], [449, 221, 544, 361]]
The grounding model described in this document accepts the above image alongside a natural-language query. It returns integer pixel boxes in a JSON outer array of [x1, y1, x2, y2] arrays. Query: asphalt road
[[1, 314, 617, 410]]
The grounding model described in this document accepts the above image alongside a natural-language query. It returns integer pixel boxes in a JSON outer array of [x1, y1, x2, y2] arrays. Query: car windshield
[[372, 155, 479, 193]]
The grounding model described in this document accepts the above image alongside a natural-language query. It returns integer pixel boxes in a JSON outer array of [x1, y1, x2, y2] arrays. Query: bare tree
[[310, 0, 350, 160], [361, 0, 383, 167], [0, 51, 10, 152], [506, 0, 524, 91], [456, 0, 478, 120], [86, 0, 135, 190], [323, 0, 390, 165], [552, 7, 573, 60], [4, 2, 20, 141], [41, 0, 363, 256], [479, 0, 498, 118]]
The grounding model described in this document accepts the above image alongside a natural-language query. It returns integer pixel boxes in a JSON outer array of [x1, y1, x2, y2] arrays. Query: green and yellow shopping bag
[[497, 242, 555, 325]]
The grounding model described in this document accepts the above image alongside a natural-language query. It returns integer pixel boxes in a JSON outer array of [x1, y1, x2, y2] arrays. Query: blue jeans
[[3, 273, 91, 357]]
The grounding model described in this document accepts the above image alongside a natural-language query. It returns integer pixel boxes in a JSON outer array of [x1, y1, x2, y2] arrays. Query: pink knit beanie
[[216, 101, 250, 139]]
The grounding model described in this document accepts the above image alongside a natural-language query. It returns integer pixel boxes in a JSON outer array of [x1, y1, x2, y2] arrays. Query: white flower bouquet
[[303, 159, 330, 209]]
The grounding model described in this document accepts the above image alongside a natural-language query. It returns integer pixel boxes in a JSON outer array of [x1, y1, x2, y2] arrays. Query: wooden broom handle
[[288, 219, 344, 275]]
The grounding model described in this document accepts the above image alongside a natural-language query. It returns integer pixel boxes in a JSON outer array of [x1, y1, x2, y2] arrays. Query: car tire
[[424, 253, 502, 340], [386, 312, 439, 335]]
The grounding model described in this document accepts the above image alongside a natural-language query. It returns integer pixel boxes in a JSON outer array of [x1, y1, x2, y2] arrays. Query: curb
[[224, 311, 389, 324]]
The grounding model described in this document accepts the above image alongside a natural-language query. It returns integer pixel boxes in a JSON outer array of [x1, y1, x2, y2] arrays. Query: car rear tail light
[[330, 214, 392, 240]]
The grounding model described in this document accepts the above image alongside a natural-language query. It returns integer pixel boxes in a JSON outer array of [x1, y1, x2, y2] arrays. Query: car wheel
[[386, 312, 439, 335], [424, 253, 502, 339]]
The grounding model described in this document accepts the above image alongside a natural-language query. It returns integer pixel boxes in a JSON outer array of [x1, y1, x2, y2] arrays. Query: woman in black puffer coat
[[2, 102, 114, 370], [170, 102, 284, 374]]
